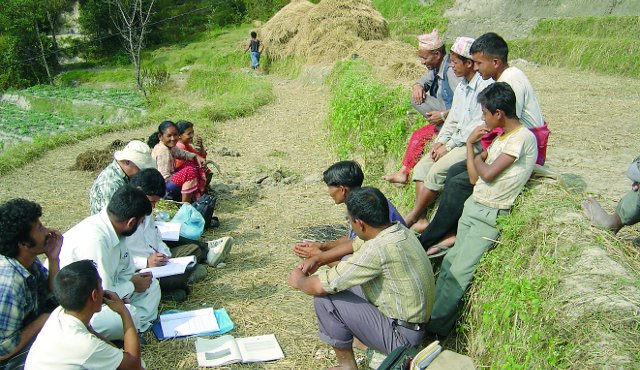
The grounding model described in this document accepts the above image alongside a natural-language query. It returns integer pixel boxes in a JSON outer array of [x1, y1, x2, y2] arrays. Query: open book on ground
[[139, 255, 196, 278], [196, 334, 284, 367]]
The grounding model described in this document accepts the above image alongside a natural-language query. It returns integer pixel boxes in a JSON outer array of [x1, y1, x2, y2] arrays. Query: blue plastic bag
[[170, 203, 205, 240]]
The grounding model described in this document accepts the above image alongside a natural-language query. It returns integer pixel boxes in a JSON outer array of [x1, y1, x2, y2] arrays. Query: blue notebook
[[151, 308, 234, 340]]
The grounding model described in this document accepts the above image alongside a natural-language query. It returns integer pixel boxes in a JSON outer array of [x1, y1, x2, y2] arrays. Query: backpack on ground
[[192, 193, 217, 228]]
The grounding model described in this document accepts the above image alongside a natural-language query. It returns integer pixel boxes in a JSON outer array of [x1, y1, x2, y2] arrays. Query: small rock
[[210, 183, 234, 194], [217, 147, 241, 157], [261, 177, 276, 186], [304, 173, 323, 184], [179, 65, 191, 72], [215, 262, 226, 269], [253, 174, 269, 184], [282, 176, 295, 185]]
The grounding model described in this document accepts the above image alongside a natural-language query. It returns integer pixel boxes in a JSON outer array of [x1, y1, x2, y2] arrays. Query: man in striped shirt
[[289, 187, 434, 370]]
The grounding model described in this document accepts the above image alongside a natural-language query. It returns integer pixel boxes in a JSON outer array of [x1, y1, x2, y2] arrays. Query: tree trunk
[[34, 20, 54, 86], [46, 10, 61, 67]]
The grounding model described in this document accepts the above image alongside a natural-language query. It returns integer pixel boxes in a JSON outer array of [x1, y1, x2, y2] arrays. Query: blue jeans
[[250, 51, 260, 68]]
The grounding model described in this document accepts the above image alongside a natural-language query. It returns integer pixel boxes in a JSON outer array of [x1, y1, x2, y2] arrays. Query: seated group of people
[[289, 30, 550, 369], [0, 123, 233, 368]]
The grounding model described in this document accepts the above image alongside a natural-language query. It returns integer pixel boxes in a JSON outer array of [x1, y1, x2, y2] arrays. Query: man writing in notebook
[[289, 187, 434, 370], [25, 260, 144, 369], [59, 185, 160, 340]]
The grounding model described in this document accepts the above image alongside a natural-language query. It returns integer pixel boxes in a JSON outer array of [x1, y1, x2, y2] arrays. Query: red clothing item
[[401, 124, 439, 174], [480, 122, 550, 166]]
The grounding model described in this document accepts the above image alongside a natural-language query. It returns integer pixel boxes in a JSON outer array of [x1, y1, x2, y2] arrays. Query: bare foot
[[410, 218, 429, 233], [382, 170, 409, 185], [581, 196, 621, 232]]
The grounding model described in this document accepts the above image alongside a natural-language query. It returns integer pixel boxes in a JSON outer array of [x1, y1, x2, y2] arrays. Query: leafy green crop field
[[15, 85, 145, 108], [0, 103, 94, 138]]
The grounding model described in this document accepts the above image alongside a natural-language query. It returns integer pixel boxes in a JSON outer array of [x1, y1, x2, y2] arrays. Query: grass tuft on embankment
[[463, 183, 640, 368], [511, 16, 640, 78], [372, 0, 453, 43]]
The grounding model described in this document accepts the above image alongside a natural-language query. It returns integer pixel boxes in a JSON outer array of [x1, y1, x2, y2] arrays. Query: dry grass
[[262, 0, 388, 65]]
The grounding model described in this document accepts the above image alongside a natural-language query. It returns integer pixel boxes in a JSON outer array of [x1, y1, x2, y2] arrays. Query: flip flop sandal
[[427, 244, 450, 259]]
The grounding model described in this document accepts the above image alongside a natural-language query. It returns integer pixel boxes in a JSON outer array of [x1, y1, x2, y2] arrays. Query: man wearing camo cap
[[582, 156, 640, 246]]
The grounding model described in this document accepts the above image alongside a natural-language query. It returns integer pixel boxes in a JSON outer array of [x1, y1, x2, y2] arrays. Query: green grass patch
[[0, 104, 94, 137], [17, 85, 144, 108], [327, 59, 412, 162], [56, 67, 135, 89], [327, 59, 429, 210], [263, 56, 302, 79], [512, 16, 640, 78], [372, 0, 453, 43], [0, 24, 275, 176], [462, 190, 574, 368]]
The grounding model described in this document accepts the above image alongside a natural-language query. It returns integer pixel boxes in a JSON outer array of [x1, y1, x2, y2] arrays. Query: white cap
[[114, 140, 156, 170]]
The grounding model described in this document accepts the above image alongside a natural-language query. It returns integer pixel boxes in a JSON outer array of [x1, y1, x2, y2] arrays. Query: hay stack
[[261, 0, 316, 60], [261, 0, 389, 65], [355, 40, 424, 83]]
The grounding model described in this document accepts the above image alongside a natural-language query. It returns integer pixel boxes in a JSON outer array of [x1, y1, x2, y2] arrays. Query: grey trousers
[[411, 95, 446, 119], [313, 288, 426, 355]]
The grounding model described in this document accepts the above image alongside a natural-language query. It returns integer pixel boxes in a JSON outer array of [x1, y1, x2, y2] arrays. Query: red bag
[[480, 122, 550, 166]]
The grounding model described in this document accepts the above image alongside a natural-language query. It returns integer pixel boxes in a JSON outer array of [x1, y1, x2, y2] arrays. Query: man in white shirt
[[470, 32, 550, 166], [405, 36, 494, 229], [60, 186, 160, 340], [26, 260, 144, 369]]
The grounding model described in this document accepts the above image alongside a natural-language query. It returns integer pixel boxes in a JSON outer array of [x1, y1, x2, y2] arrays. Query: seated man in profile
[[289, 187, 434, 370], [0, 199, 63, 369], [293, 161, 405, 275], [60, 185, 160, 340], [26, 260, 144, 369]]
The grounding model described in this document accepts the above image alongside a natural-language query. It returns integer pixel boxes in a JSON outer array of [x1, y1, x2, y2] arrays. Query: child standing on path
[[244, 31, 264, 71]]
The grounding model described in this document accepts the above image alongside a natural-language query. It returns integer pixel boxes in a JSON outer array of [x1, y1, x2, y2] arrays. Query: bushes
[[372, 0, 453, 43]]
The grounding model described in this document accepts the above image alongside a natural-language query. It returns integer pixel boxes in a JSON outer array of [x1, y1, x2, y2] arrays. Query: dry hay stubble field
[[1, 62, 640, 368]]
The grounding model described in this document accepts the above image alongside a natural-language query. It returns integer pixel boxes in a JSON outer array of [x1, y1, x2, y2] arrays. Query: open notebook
[[139, 255, 196, 278], [196, 334, 284, 367]]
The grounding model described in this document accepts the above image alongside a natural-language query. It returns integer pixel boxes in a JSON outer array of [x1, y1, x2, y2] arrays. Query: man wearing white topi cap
[[404, 36, 495, 229]]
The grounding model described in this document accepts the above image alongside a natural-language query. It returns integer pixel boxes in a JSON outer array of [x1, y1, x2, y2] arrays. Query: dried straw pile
[[261, 0, 423, 84], [355, 40, 424, 83], [70, 139, 126, 172], [261, 0, 389, 65]]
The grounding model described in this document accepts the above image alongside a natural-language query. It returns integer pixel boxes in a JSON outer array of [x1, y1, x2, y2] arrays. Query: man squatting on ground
[[417, 32, 550, 254], [383, 28, 461, 186], [25, 260, 144, 369], [59, 185, 161, 341], [289, 187, 435, 370], [293, 161, 405, 273], [582, 155, 640, 246], [403, 36, 494, 229], [427, 82, 538, 336], [0, 199, 63, 368]]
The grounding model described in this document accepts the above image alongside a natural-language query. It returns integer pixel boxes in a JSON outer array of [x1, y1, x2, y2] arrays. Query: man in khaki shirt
[[289, 187, 434, 370]]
